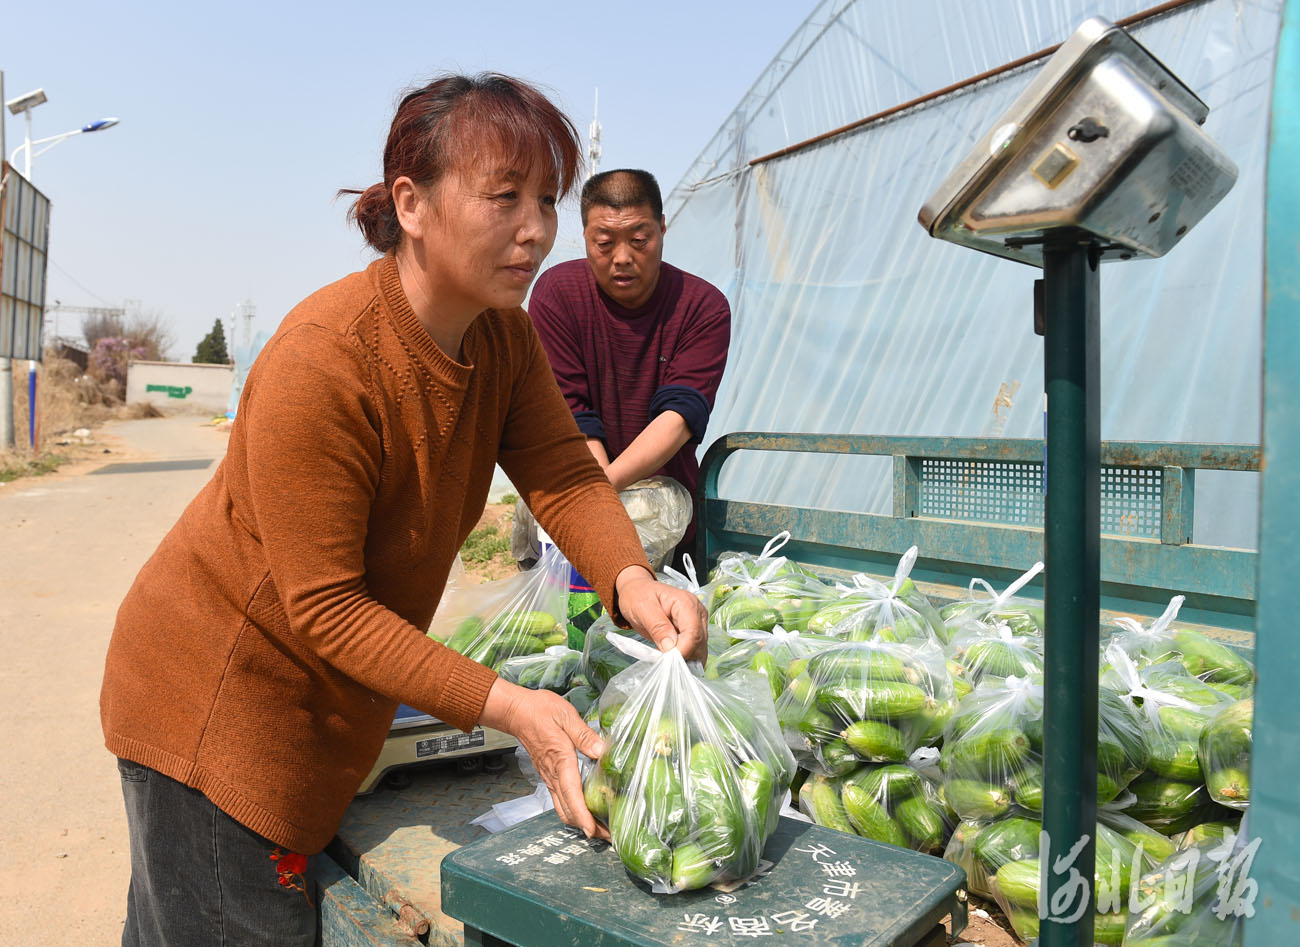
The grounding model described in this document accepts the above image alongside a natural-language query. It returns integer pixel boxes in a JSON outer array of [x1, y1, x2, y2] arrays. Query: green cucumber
[[815, 680, 930, 722], [818, 737, 861, 777], [894, 794, 946, 852], [842, 719, 908, 762], [807, 649, 912, 684], [612, 811, 672, 884], [1147, 737, 1202, 781], [1206, 766, 1250, 807], [710, 596, 781, 632], [445, 616, 485, 654], [1012, 763, 1043, 811], [973, 816, 1041, 868], [490, 609, 563, 639], [583, 764, 615, 822], [944, 728, 1032, 781], [1126, 775, 1204, 823], [847, 763, 924, 802], [1112, 822, 1177, 865], [1178, 818, 1241, 847], [484, 629, 547, 667], [841, 782, 907, 847], [644, 756, 689, 845], [738, 758, 777, 838], [945, 779, 1013, 821], [688, 742, 745, 861], [806, 775, 854, 834], [993, 857, 1041, 908], [748, 650, 787, 702], [1171, 630, 1255, 685], [964, 638, 1041, 680]]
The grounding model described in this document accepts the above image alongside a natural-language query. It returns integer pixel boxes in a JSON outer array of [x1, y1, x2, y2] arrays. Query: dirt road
[[0, 416, 230, 946]]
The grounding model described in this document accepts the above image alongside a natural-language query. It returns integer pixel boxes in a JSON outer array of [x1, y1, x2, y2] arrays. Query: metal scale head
[[918, 16, 1238, 266]]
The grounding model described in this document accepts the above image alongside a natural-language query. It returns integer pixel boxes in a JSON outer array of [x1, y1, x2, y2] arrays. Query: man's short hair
[[580, 169, 663, 226]]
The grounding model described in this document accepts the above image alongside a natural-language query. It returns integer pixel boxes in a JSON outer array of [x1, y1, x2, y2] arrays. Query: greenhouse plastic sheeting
[[665, 0, 1279, 551]]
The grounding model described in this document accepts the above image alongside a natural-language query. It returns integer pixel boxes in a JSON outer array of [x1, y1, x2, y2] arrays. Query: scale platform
[[442, 811, 967, 946], [357, 704, 518, 795]]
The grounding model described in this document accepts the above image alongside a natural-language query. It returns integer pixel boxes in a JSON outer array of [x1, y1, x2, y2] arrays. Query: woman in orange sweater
[[100, 73, 707, 945]]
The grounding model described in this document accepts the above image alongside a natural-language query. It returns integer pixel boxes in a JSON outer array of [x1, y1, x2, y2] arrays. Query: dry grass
[[1, 356, 162, 483]]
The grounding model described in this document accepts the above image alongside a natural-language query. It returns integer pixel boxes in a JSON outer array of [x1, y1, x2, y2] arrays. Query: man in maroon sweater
[[528, 169, 731, 563]]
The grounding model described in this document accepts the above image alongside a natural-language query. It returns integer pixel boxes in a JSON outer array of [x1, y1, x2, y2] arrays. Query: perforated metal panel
[[918, 458, 1162, 538]]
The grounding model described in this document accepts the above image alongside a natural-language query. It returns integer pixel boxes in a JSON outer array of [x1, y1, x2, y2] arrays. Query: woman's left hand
[[613, 566, 708, 663]]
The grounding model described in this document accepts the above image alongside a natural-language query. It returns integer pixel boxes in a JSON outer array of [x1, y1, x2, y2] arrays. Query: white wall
[[125, 360, 234, 415]]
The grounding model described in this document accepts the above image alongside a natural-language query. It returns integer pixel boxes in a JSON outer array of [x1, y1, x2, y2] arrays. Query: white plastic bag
[[940, 561, 1045, 639], [428, 544, 569, 671], [806, 547, 946, 645], [582, 633, 795, 893]]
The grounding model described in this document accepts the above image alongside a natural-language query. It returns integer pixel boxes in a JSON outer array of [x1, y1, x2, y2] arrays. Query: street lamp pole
[[1, 86, 120, 450], [4, 88, 118, 182]]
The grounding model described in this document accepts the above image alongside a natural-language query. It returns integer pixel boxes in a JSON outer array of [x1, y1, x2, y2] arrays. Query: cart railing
[[696, 433, 1259, 631]]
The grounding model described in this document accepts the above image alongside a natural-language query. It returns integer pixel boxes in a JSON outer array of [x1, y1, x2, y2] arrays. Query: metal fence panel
[[0, 165, 51, 360]]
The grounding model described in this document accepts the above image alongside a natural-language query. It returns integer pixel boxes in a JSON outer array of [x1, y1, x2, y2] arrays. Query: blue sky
[[3, 1, 814, 359]]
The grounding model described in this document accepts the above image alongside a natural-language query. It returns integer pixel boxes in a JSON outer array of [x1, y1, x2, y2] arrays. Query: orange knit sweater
[[100, 256, 650, 854]]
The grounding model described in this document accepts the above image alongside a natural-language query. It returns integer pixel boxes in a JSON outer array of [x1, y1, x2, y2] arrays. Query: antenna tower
[[587, 88, 602, 179]]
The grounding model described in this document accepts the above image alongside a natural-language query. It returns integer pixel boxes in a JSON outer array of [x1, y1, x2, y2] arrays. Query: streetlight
[[5, 87, 119, 181]]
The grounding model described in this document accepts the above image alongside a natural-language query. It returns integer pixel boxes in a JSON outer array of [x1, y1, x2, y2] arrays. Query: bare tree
[[81, 307, 175, 361], [125, 309, 175, 361], [82, 311, 126, 349]]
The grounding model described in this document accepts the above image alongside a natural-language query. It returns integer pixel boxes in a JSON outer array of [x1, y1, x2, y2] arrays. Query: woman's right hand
[[477, 677, 610, 840]]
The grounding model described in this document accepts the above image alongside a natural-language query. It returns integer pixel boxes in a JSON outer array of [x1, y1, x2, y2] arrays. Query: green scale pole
[[1039, 239, 1101, 947]]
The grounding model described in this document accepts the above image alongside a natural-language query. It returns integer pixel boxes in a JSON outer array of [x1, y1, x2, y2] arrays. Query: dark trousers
[[118, 759, 316, 946]]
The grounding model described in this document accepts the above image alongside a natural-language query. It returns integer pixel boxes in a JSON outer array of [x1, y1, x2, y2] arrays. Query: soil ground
[[0, 414, 1022, 946]]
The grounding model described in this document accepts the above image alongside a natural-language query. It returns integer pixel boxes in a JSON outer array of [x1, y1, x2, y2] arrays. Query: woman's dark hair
[[341, 73, 583, 253]]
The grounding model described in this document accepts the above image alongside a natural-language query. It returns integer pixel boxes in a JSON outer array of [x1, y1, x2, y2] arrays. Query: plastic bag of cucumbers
[[800, 748, 956, 854], [581, 612, 731, 697], [581, 633, 796, 893], [963, 809, 1179, 946], [775, 638, 955, 776], [706, 532, 834, 633], [804, 547, 947, 645], [1198, 698, 1252, 811], [427, 543, 569, 671], [580, 614, 638, 695], [1124, 830, 1254, 946], [939, 673, 1149, 822], [1173, 814, 1244, 851], [1105, 595, 1256, 700], [939, 561, 1045, 640], [495, 645, 583, 693], [704, 627, 840, 703], [1101, 645, 1231, 834], [946, 619, 1045, 688], [657, 553, 718, 606]]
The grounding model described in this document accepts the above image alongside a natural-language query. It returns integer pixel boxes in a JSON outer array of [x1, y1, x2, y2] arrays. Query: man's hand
[[613, 566, 708, 663], [478, 678, 610, 839]]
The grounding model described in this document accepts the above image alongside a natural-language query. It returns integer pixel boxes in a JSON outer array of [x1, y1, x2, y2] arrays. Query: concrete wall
[[125, 360, 234, 414]]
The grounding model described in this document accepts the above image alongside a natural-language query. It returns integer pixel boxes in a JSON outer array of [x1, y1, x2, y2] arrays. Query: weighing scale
[[920, 15, 1237, 946], [357, 703, 518, 795]]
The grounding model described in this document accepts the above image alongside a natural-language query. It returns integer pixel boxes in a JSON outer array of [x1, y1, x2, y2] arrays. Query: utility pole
[[1, 68, 11, 449]]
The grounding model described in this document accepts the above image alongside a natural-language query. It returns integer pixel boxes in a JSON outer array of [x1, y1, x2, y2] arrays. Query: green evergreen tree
[[194, 318, 231, 364]]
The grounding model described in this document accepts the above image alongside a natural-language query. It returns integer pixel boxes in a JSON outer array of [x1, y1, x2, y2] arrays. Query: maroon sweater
[[528, 259, 731, 544]]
